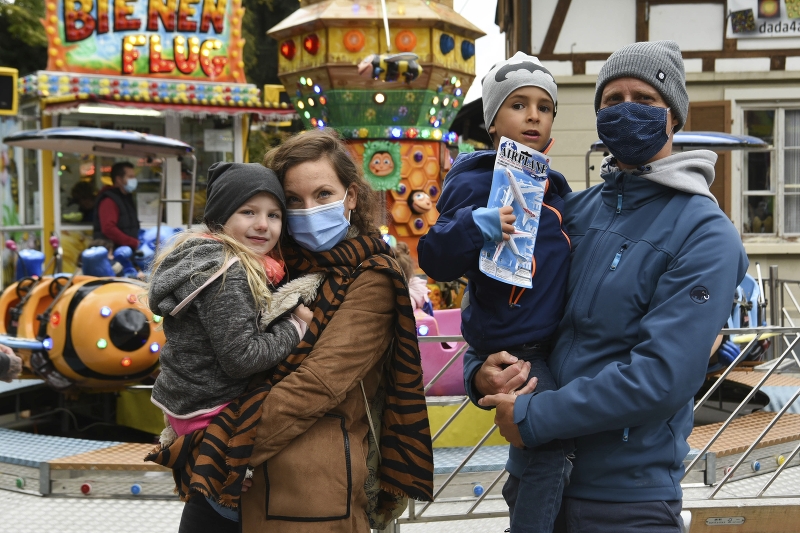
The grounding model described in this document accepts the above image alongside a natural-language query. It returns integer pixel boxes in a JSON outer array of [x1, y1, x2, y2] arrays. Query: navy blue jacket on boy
[[417, 149, 571, 353]]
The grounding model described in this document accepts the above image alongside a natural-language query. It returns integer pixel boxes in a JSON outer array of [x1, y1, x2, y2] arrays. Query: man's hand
[[473, 351, 532, 397], [499, 206, 516, 241], [0, 345, 23, 383], [479, 378, 537, 448]]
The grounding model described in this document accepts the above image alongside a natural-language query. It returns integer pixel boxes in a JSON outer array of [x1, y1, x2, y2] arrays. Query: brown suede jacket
[[241, 268, 396, 532]]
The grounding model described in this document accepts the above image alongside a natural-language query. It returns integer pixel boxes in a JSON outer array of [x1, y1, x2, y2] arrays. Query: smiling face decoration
[[408, 190, 433, 214], [369, 152, 395, 176]]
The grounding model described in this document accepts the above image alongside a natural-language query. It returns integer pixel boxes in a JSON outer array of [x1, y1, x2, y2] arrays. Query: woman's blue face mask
[[286, 192, 351, 252], [596, 102, 672, 166]]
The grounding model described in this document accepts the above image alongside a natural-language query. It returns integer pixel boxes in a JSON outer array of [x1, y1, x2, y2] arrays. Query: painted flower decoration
[[405, 92, 416, 102], [365, 108, 376, 119], [342, 91, 354, 102], [398, 106, 408, 116]]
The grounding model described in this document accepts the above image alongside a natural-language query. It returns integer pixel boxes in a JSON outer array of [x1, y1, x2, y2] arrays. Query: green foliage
[[0, 0, 47, 74], [241, 0, 299, 89], [246, 127, 294, 163]]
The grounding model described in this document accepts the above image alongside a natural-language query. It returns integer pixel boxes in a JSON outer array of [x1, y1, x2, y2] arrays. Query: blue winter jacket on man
[[465, 150, 748, 502], [417, 149, 571, 353]]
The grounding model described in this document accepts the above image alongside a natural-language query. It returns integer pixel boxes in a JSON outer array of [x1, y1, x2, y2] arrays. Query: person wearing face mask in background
[[93, 161, 141, 250], [471, 41, 748, 532]]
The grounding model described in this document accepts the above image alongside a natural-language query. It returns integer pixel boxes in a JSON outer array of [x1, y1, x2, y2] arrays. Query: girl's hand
[[294, 303, 313, 326]]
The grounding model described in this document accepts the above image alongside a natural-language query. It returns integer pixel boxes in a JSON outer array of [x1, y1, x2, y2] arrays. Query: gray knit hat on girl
[[482, 51, 558, 131], [594, 40, 689, 131], [203, 162, 286, 228]]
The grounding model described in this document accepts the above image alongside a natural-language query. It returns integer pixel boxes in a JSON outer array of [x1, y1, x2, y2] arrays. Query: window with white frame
[[742, 107, 800, 236]]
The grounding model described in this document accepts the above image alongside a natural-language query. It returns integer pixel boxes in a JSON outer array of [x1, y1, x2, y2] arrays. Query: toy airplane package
[[478, 137, 550, 288]]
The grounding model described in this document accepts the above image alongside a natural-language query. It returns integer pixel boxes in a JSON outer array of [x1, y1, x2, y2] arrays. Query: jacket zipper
[[587, 244, 628, 318], [622, 427, 629, 442], [557, 175, 625, 382]]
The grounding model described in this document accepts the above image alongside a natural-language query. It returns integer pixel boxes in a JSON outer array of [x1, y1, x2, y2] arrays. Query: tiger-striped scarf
[[145, 234, 434, 511]]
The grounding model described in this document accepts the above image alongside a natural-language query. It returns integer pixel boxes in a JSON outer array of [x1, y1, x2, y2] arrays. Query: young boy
[[417, 52, 573, 533]]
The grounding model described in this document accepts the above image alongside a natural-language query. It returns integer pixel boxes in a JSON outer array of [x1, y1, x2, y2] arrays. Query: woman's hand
[[294, 303, 313, 326], [0, 345, 23, 383]]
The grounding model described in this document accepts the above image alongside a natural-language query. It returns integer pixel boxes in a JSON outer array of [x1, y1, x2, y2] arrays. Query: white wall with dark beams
[[495, 0, 800, 278]]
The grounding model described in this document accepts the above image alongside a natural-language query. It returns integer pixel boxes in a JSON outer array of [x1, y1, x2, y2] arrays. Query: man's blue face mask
[[596, 102, 671, 167]]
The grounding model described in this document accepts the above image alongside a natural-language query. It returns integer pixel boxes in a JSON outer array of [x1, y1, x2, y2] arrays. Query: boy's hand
[[499, 206, 516, 241], [294, 303, 313, 326]]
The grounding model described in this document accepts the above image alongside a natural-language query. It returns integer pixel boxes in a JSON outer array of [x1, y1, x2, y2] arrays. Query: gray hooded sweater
[[149, 238, 298, 417]]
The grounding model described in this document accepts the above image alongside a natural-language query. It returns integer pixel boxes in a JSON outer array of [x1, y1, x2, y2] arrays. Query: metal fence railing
[[381, 318, 800, 531]]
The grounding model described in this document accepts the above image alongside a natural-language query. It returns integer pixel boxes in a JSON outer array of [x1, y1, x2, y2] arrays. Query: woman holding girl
[[148, 129, 434, 533]]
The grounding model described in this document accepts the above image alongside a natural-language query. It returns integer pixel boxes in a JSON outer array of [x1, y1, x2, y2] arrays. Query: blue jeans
[[475, 343, 574, 533]]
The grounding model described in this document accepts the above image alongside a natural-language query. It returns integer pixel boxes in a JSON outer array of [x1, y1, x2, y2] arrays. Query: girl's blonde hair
[[149, 225, 277, 311]]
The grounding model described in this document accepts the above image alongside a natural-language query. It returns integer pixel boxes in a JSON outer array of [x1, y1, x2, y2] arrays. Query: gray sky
[[454, 0, 505, 103]]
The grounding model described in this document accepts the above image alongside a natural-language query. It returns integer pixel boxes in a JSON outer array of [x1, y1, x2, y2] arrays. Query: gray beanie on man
[[203, 162, 286, 228], [595, 40, 689, 131], [482, 51, 558, 131]]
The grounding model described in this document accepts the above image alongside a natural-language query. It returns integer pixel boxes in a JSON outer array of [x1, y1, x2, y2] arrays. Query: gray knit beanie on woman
[[482, 51, 558, 132], [594, 40, 689, 131], [203, 162, 286, 228]]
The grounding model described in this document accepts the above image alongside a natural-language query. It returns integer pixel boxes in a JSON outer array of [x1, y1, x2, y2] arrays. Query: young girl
[[148, 162, 311, 441]]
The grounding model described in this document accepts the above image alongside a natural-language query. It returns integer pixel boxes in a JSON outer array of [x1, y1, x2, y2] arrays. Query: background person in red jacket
[[93, 161, 141, 250]]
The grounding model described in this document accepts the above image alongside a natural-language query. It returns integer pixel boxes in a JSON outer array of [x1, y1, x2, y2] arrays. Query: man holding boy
[[470, 41, 748, 531], [419, 52, 573, 532]]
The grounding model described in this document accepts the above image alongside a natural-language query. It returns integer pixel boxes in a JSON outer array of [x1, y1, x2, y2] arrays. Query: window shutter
[[684, 100, 732, 217]]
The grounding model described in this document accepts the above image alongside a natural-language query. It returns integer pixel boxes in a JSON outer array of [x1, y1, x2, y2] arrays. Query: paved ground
[[0, 490, 510, 533]]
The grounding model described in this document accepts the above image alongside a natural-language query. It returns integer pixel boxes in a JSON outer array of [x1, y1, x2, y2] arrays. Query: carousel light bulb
[[374, 93, 385, 104], [417, 325, 429, 336], [100, 306, 112, 317], [97, 339, 108, 349], [152, 315, 162, 323], [120, 357, 132, 367], [42, 337, 53, 351], [149, 342, 160, 353]]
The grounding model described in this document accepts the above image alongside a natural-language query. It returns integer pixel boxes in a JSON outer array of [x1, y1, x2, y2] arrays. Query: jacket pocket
[[263, 413, 352, 521], [587, 243, 628, 318]]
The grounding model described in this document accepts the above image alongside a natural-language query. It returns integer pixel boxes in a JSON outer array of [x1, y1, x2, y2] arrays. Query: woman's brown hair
[[263, 128, 378, 236]]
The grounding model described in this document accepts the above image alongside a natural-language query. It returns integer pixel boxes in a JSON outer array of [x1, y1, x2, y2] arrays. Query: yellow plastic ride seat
[[45, 278, 164, 390]]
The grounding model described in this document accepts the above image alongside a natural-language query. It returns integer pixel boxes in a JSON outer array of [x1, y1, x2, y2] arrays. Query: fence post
[[769, 265, 781, 359], [769, 265, 780, 327]]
